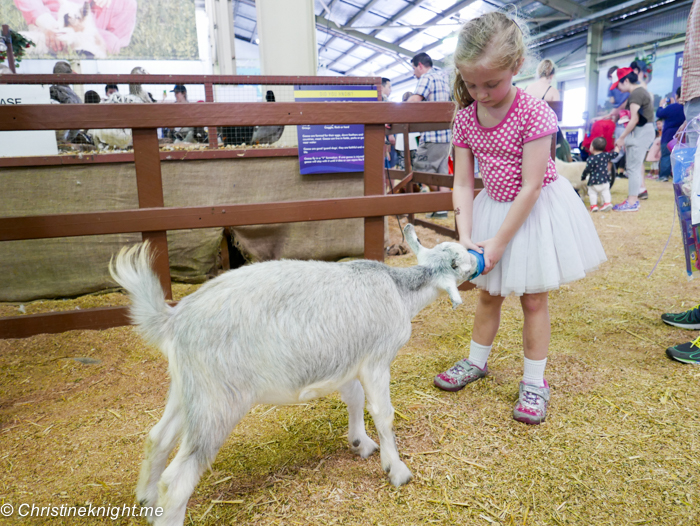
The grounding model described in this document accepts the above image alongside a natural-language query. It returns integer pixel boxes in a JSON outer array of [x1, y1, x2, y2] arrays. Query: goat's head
[[403, 223, 479, 309]]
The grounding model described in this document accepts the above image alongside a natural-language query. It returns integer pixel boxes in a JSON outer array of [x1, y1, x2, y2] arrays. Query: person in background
[[664, 0, 700, 364], [581, 114, 617, 158], [381, 77, 397, 169], [172, 84, 188, 103], [582, 137, 617, 212], [50, 61, 81, 104], [656, 87, 686, 182], [611, 67, 655, 211], [607, 66, 630, 110], [524, 58, 560, 102], [105, 83, 119, 98], [408, 52, 452, 218], [84, 90, 101, 103], [395, 91, 420, 171], [129, 67, 155, 103]]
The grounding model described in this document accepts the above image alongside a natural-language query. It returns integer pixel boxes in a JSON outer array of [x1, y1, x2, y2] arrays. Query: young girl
[[433, 12, 607, 425]]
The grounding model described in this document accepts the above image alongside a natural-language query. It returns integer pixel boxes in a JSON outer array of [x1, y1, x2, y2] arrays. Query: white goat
[[109, 224, 478, 526], [555, 157, 588, 195]]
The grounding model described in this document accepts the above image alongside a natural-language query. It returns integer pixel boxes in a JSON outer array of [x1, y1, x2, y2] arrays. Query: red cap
[[610, 67, 633, 91]]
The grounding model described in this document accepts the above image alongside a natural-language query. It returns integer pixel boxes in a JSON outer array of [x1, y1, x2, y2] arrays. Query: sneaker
[[666, 336, 700, 364], [638, 190, 649, 200], [427, 211, 449, 219], [590, 205, 599, 212], [661, 304, 700, 329], [613, 200, 640, 212], [659, 177, 669, 182], [434, 359, 488, 392], [600, 202, 613, 212], [513, 380, 550, 425]]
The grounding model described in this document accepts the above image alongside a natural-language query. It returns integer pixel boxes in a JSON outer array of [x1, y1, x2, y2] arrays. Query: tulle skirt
[[470, 176, 606, 296]]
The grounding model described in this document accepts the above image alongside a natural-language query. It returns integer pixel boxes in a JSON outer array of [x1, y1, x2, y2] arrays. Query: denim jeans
[[659, 141, 671, 180]]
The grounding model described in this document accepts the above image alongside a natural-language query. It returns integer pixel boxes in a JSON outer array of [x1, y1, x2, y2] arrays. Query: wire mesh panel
[[0, 74, 381, 158]]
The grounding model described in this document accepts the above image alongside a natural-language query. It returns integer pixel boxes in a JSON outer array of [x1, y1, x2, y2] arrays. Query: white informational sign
[[0, 85, 59, 158]]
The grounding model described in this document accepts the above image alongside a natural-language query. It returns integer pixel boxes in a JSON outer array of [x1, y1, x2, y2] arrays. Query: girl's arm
[[477, 135, 551, 274], [452, 146, 481, 252], [615, 103, 640, 149]]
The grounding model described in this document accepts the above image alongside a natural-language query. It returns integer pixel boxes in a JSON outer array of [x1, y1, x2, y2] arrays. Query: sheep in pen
[[109, 224, 481, 525]]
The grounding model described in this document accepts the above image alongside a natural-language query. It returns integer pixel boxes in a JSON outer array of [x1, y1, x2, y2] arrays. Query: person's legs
[[625, 129, 643, 203], [434, 290, 505, 391], [513, 292, 551, 424], [659, 141, 671, 181], [684, 97, 700, 147], [599, 183, 612, 206], [587, 186, 599, 208]]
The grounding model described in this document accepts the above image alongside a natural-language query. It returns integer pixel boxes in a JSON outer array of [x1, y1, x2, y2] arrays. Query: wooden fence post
[[364, 123, 385, 261], [204, 82, 219, 149], [132, 128, 172, 300]]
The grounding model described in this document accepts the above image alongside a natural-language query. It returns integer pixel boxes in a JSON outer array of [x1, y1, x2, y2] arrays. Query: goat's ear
[[403, 223, 423, 257], [445, 282, 463, 309]]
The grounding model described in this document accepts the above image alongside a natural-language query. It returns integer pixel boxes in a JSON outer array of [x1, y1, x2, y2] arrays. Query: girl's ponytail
[[452, 70, 474, 122]]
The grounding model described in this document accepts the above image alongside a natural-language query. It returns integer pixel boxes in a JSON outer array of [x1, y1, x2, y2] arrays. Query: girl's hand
[[615, 137, 625, 150], [476, 238, 507, 275], [459, 238, 482, 253]]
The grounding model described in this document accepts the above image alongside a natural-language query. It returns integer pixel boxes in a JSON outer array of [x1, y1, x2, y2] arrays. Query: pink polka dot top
[[452, 88, 559, 203]]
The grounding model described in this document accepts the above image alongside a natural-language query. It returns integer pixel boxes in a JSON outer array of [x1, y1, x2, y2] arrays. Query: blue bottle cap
[[467, 249, 485, 280]]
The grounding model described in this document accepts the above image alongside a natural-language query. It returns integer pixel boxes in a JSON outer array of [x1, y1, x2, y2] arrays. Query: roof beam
[[531, 0, 667, 45], [324, 0, 429, 69], [532, 0, 592, 18], [343, 0, 477, 76], [316, 15, 444, 68]]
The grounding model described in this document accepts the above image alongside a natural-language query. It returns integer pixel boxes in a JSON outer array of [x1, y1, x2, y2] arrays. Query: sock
[[522, 357, 547, 387], [467, 340, 492, 369]]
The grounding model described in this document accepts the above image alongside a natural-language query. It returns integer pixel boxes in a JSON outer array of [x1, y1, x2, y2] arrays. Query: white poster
[[0, 85, 59, 158]]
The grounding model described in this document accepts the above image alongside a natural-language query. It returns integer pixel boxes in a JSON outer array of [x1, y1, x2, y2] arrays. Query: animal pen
[[0, 73, 473, 339]]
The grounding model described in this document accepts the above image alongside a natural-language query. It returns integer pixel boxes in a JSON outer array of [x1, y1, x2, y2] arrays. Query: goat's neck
[[392, 266, 444, 318]]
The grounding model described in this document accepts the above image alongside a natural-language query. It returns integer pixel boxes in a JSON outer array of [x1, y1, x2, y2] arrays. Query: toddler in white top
[[433, 12, 607, 424]]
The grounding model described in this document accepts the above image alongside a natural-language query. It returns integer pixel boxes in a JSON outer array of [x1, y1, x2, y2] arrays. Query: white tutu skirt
[[470, 176, 606, 296]]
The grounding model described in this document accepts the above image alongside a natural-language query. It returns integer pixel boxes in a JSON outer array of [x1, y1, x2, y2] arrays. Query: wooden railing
[[0, 99, 456, 338]]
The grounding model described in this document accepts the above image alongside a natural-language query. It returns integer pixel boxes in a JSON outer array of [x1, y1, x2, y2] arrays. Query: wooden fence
[[0, 74, 458, 338]]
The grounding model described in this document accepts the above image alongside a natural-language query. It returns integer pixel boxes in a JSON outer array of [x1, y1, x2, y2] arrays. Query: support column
[[256, 0, 317, 75], [206, 0, 236, 74], [585, 22, 604, 122]]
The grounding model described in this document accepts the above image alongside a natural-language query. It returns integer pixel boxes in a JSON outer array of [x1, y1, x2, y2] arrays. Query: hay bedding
[[1, 179, 699, 525]]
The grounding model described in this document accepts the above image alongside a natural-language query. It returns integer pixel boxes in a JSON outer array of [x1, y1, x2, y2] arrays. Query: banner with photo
[[2, 0, 198, 59]]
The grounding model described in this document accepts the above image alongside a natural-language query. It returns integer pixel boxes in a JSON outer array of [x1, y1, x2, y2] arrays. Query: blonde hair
[[537, 58, 556, 79], [452, 12, 530, 112]]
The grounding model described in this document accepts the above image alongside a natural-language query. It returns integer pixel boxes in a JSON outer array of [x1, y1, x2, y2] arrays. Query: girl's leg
[[587, 186, 598, 207], [434, 289, 505, 391], [520, 292, 550, 362], [513, 292, 551, 425], [472, 289, 507, 346]]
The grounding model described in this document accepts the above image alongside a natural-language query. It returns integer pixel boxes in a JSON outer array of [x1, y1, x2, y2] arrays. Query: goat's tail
[[109, 242, 172, 354]]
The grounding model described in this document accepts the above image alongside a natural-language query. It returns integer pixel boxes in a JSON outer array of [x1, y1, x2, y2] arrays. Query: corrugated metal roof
[[232, 0, 689, 83]]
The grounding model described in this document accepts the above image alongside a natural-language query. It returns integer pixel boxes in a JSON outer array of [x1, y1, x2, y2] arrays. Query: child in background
[[433, 12, 607, 424], [582, 137, 617, 212]]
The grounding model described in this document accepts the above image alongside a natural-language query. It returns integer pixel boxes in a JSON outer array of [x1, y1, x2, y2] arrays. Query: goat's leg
[[339, 379, 378, 458], [360, 366, 412, 487], [136, 391, 184, 516], [154, 403, 250, 526]]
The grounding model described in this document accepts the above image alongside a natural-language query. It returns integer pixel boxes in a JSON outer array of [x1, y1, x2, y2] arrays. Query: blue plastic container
[[468, 249, 485, 280]]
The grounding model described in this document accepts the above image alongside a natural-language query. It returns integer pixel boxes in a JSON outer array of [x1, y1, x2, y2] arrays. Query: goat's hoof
[[349, 436, 378, 458], [388, 462, 413, 487]]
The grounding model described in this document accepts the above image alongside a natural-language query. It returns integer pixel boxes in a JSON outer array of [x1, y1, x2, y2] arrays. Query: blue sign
[[674, 51, 684, 97], [294, 85, 378, 174], [566, 131, 579, 149]]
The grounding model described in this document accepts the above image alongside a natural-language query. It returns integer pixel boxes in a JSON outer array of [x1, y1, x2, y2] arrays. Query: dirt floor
[[1, 177, 699, 525]]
